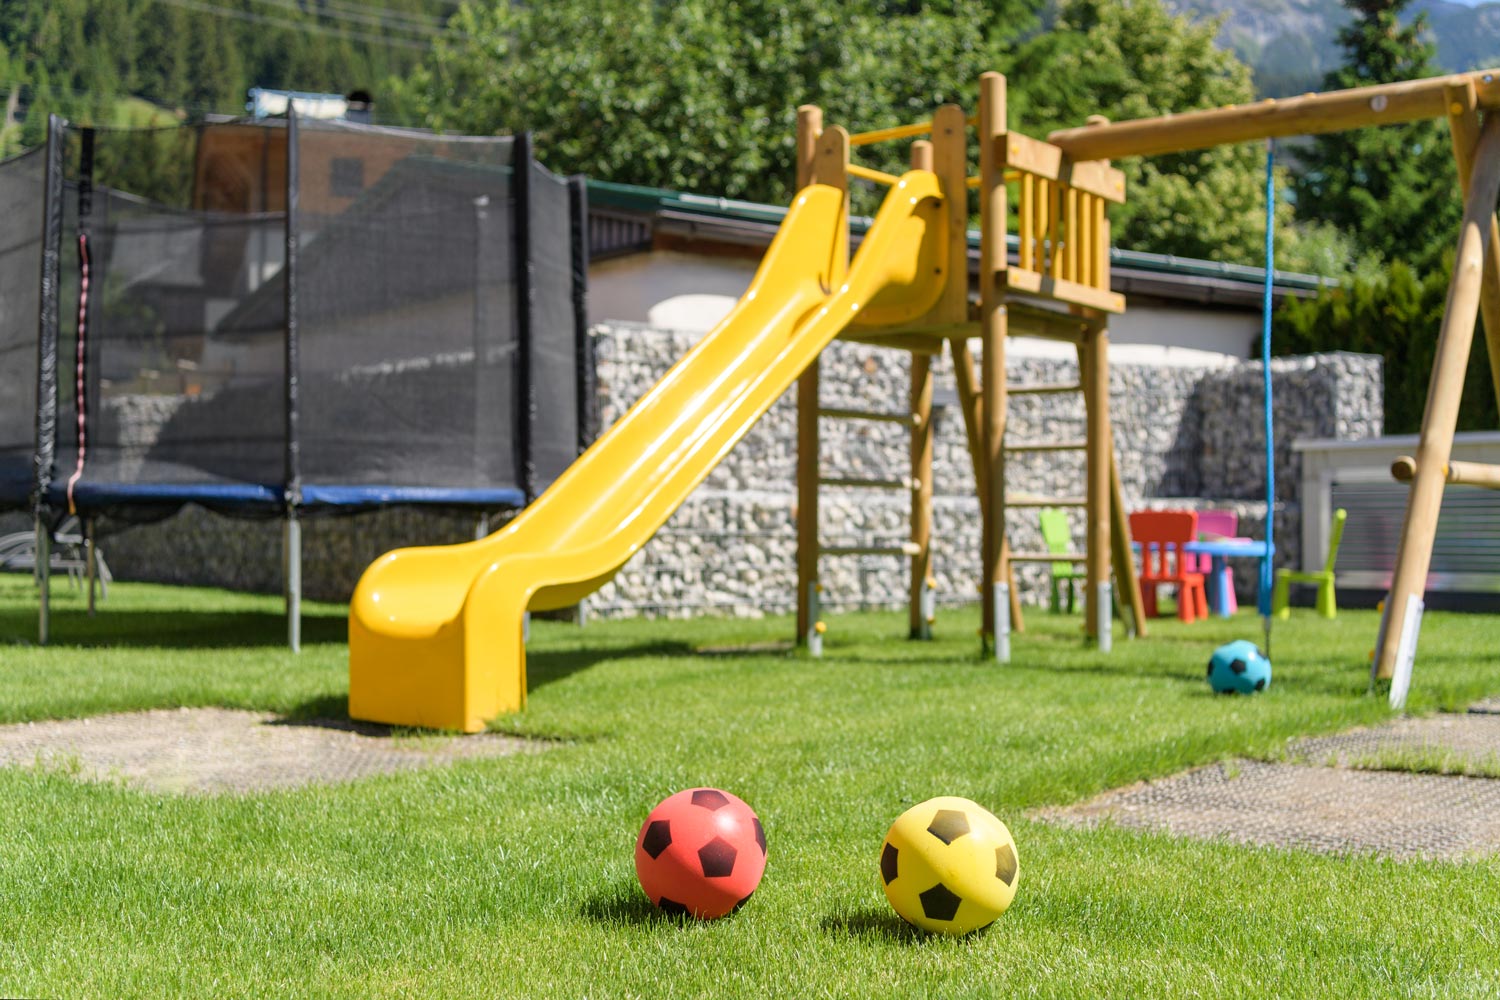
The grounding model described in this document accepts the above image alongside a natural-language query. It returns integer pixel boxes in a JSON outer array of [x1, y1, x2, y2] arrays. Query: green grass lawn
[[2, 573, 1499, 998]]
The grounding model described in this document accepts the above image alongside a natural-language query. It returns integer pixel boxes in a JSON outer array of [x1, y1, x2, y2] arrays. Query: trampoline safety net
[[0, 114, 589, 519]]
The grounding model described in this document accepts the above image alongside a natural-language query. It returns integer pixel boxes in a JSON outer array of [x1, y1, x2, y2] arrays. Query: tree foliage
[[1010, 0, 1351, 271], [393, 0, 1346, 267], [1291, 0, 1460, 272], [389, 0, 1037, 210], [0, 0, 443, 155], [1274, 259, 1497, 434]]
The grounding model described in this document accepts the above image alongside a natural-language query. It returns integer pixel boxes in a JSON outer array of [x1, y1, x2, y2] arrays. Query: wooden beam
[[951, 335, 1024, 633], [1081, 318, 1112, 642], [1005, 301, 1090, 343], [1049, 69, 1500, 161], [795, 106, 830, 647], [996, 131, 1127, 203], [1445, 80, 1500, 416], [1392, 454, 1500, 490], [1006, 268, 1126, 314], [1373, 111, 1500, 686], [980, 71, 1009, 653], [935, 104, 971, 325], [909, 138, 937, 640], [911, 349, 934, 638], [1110, 448, 1147, 638], [838, 330, 947, 354]]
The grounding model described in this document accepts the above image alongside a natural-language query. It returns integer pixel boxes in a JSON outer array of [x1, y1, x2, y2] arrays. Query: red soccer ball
[[634, 787, 767, 919]]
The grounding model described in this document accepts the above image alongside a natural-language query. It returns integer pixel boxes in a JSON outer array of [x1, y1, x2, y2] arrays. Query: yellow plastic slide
[[349, 170, 948, 732]]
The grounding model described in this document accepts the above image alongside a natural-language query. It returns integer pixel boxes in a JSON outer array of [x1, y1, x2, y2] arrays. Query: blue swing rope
[[1260, 140, 1276, 652]]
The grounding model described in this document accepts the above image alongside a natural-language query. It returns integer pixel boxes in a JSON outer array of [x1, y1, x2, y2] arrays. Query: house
[[584, 179, 1331, 360]]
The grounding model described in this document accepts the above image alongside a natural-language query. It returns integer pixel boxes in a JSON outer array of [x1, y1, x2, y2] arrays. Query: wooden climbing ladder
[[794, 73, 1147, 659]]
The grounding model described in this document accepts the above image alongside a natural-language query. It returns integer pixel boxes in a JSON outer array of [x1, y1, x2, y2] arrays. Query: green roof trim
[[586, 179, 1335, 293]]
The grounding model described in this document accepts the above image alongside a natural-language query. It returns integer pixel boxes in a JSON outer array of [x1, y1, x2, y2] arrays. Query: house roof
[[586, 179, 1335, 309]]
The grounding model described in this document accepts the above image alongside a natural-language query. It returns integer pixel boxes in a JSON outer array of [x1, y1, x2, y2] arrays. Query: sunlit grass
[[1, 573, 1498, 998]]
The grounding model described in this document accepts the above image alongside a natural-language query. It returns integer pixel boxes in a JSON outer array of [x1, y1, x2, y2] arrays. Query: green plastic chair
[[1272, 507, 1347, 620], [1039, 508, 1082, 614]]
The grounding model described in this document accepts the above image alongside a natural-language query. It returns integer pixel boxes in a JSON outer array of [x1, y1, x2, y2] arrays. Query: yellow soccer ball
[[879, 796, 1019, 935]]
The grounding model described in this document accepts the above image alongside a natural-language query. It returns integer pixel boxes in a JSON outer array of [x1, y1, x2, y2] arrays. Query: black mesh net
[[47, 123, 287, 513], [0, 149, 45, 509], [291, 122, 519, 499], [529, 163, 580, 491], [6, 117, 584, 520]]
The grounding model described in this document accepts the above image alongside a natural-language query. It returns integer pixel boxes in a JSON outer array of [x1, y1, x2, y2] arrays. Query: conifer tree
[[1291, 0, 1459, 272]]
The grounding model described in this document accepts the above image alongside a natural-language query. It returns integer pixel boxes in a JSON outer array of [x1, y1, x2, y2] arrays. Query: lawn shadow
[[579, 878, 685, 926], [820, 905, 928, 944], [526, 640, 698, 692], [0, 606, 348, 649]]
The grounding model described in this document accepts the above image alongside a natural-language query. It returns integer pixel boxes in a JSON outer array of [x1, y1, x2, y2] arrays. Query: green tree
[[389, 0, 1039, 208], [1291, 0, 1459, 272], [395, 0, 1348, 269], [1010, 0, 1350, 270], [1275, 258, 1497, 433]]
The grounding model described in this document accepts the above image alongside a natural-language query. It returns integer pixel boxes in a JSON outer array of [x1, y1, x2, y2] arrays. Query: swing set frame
[[1049, 69, 1500, 707]]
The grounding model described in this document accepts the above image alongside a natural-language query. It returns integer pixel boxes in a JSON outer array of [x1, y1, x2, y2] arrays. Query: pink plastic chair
[[1195, 510, 1240, 614]]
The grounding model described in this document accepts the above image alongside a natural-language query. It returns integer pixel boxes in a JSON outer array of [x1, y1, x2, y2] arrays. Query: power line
[[320, 0, 450, 32], [244, 0, 452, 38], [144, 0, 434, 51]]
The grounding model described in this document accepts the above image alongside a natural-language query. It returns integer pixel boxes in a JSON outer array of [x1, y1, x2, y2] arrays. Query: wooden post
[[979, 71, 1009, 658], [1373, 113, 1500, 694], [1077, 334, 1146, 640], [795, 105, 822, 647], [1082, 316, 1113, 646], [910, 350, 934, 638], [951, 336, 1023, 634], [933, 106, 970, 325], [1445, 79, 1500, 412], [910, 139, 936, 639], [1110, 450, 1147, 637]]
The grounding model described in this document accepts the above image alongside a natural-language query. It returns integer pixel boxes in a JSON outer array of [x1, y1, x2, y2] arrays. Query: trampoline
[[0, 113, 590, 646]]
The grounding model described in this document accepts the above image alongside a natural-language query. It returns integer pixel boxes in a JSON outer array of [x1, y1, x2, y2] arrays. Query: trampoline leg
[[35, 515, 49, 646], [284, 513, 302, 654], [85, 516, 97, 618], [474, 513, 490, 540]]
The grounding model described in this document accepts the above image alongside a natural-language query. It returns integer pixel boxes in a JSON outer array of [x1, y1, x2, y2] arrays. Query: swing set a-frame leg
[[1372, 110, 1500, 705]]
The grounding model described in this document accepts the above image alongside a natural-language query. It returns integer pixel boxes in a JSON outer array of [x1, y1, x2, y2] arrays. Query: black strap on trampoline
[[65, 127, 95, 515]]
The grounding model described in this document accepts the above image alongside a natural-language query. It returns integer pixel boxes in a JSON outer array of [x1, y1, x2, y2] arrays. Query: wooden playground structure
[[795, 73, 1143, 661], [799, 68, 1500, 701]]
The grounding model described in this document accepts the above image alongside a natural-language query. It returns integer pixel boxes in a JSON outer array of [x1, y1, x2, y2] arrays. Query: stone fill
[[1037, 710, 1500, 861], [1038, 758, 1500, 861], [0, 708, 540, 794]]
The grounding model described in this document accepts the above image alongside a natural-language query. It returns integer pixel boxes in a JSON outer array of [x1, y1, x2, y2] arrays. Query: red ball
[[634, 787, 767, 919]]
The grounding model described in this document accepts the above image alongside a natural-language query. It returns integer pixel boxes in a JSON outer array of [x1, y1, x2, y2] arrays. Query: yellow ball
[[879, 796, 1019, 935]]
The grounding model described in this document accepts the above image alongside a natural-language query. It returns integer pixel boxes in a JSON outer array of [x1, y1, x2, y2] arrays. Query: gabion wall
[[85, 322, 1381, 613]]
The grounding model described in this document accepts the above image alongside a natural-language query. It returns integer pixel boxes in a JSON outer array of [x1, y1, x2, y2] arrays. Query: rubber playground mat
[[1036, 709, 1500, 861], [0, 708, 542, 794]]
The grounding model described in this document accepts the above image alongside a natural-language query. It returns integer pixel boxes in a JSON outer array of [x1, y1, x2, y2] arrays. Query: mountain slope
[[1165, 0, 1500, 96]]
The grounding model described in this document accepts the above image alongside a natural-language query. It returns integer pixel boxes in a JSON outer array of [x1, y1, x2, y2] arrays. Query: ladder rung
[[820, 476, 920, 491], [1004, 440, 1087, 452], [1005, 382, 1082, 395], [1006, 495, 1087, 508], [817, 406, 920, 427], [1008, 551, 1087, 563], [820, 542, 922, 558]]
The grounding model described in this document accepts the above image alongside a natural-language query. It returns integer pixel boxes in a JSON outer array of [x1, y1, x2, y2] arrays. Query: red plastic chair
[[1129, 510, 1208, 623]]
